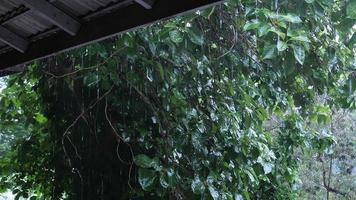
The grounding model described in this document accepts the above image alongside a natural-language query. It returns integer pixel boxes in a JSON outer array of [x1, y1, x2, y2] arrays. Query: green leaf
[[262, 162, 273, 174], [149, 42, 156, 55], [208, 185, 219, 200], [235, 194, 243, 200], [83, 73, 99, 87], [292, 45, 306, 64], [348, 32, 356, 48], [159, 172, 169, 188], [187, 28, 204, 45], [347, 0, 356, 19], [191, 176, 205, 194], [281, 13, 302, 23], [166, 169, 177, 187], [201, 7, 215, 19], [155, 63, 165, 80], [123, 34, 134, 47], [258, 24, 272, 37], [243, 20, 261, 31], [169, 30, 183, 43], [34, 113, 47, 124], [245, 168, 259, 185], [270, 27, 286, 39], [277, 40, 288, 52], [289, 35, 310, 43], [262, 44, 277, 60], [138, 168, 157, 191], [283, 52, 296, 76], [243, 190, 251, 200], [134, 154, 159, 169]]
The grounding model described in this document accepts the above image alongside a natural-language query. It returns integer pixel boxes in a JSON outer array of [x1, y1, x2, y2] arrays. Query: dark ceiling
[[0, 0, 224, 75]]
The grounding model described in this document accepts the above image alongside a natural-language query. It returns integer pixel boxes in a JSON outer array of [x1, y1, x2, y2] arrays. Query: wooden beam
[[134, 0, 155, 9], [3, 64, 25, 72], [0, 6, 29, 25], [0, 25, 28, 53], [21, 0, 80, 36]]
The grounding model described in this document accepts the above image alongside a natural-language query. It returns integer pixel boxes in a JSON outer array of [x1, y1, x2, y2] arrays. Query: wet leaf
[[169, 30, 183, 43], [262, 44, 277, 60], [138, 168, 157, 191], [277, 40, 288, 52], [191, 176, 205, 194], [292, 45, 305, 64], [187, 28, 204, 45], [134, 154, 159, 169]]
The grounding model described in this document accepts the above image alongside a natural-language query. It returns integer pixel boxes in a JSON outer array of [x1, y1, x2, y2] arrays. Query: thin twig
[[215, 26, 237, 60]]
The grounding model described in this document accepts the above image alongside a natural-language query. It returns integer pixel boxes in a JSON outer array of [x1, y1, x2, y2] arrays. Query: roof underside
[[0, 0, 224, 75]]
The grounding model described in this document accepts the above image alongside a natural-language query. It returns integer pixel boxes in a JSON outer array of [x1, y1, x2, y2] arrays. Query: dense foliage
[[0, 0, 355, 199]]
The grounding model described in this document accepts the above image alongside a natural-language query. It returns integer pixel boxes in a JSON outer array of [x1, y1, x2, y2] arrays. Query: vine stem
[[104, 96, 136, 191], [104, 97, 132, 165], [121, 75, 171, 166], [61, 85, 114, 162], [43, 46, 126, 79]]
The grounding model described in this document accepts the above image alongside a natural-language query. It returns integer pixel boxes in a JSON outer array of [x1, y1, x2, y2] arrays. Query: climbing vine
[[0, 0, 355, 199]]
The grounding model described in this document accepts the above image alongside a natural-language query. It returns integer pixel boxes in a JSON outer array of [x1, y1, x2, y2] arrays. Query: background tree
[[298, 110, 356, 200]]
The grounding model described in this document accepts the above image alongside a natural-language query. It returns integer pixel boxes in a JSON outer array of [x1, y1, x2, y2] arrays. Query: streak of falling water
[[121, 100, 123, 116], [55, 79, 58, 102], [118, 58, 123, 73], [96, 53, 100, 100], [255, 0, 258, 21], [129, 64, 133, 97], [219, 9, 223, 29], [144, 83, 147, 121], [80, 53, 84, 68]]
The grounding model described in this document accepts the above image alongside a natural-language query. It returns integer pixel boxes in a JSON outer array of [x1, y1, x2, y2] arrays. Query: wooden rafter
[[134, 0, 155, 9], [0, 25, 28, 53], [20, 0, 81, 36]]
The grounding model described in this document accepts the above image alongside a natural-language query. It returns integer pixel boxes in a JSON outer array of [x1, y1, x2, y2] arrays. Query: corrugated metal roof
[[5, 11, 53, 37], [1, 0, 128, 39], [53, 0, 125, 16], [0, 0, 225, 75], [0, 0, 22, 16], [0, 0, 131, 54]]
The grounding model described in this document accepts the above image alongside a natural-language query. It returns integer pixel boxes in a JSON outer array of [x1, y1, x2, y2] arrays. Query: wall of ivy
[[0, 0, 355, 199]]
